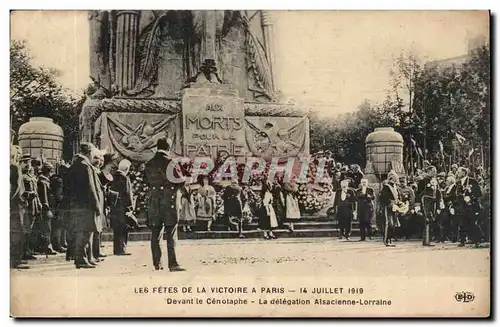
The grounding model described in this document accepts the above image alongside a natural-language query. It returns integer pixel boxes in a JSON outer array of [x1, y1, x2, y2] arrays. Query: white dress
[[263, 191, 278, 228]]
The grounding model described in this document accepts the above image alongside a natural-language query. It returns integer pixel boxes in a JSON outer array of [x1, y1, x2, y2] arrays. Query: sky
[[10, 10, 489, 116]]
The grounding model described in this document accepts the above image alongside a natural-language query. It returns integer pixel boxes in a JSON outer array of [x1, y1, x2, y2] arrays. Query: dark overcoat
[[66, 154, 102, 233], [144, 150, 185, 227], [356, 186, 374, 223]]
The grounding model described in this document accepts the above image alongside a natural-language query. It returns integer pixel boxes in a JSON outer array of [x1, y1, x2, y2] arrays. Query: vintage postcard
[[9, 10, 490, 317]]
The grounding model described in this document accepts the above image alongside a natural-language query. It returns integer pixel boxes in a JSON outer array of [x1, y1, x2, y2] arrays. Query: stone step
[[101, 228, 375, 242], [182, 221, 361, 232]]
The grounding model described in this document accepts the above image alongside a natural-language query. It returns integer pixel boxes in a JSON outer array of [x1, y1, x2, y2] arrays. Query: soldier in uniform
[[36, 162, 57, 255], [356, 178, 374, 241], [379, 171, 401, 247], [456, 167, 482, 247], [21, 155, 41, 259], [145, 138, 186, 272], [10, 146, 29, 269], [332, 179, 357, 241], [417, 165, 444, 247]]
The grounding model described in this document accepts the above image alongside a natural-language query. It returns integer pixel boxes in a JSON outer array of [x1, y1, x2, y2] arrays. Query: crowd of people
[[10, 143, 139, 270], [10, 138, 490, 271]]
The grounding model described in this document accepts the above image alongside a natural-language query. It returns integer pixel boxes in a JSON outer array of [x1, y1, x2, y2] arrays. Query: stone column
[[115, 10, 140, 94], [260, 10, 276, 91]]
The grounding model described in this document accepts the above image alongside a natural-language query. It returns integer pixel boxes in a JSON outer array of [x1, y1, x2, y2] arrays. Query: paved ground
[[11, 238, 490, 278]]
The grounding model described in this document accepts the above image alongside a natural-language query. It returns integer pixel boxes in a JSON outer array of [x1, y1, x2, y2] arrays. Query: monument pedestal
[[181, 84, 247, 158]]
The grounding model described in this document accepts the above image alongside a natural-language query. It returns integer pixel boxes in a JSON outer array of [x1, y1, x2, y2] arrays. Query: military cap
[[325, 150, 332, 155], [437, 172, 446, 178], [19, 153, 31, 162]]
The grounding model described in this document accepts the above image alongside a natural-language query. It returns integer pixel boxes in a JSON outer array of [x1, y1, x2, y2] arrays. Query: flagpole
[[481, 143, 485, 169], [410, 139, 414, 177]]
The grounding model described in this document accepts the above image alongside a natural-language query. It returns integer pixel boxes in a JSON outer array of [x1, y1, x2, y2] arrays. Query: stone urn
[[365, 127, 404, 179], [18, 117, 64, 163]]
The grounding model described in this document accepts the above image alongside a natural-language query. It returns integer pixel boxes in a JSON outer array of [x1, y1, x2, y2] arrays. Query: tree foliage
[[310, 45, 490, 172], [10, 40, 85, 160]]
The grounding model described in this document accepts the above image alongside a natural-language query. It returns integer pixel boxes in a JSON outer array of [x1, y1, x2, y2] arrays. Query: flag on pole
[[455, 132, 466, 144], [438, 140, 444, 158], [410, 137, 417, 147], [468, 148, 475, 159]]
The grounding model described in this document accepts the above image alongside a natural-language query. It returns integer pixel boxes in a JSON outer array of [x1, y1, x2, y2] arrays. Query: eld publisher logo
[[455, 292, 475, 303]]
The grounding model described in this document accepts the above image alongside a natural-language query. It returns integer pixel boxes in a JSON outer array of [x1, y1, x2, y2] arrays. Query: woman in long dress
[[283, 179, 301, 232], [258, 181, 278, 240], [178, 182, 197, 232], [196, 175, 216, 231]]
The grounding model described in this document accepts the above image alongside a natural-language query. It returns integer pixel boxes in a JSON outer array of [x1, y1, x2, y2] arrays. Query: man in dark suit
[[332, 179, 357, 241], [109, 159, 134, 256], [379, 171, 401, 247], [145, 138, 186, 272], [417, 165, 444, 247], [456, 167, 482, 247], [356, 178, 374, 241], [66, 143, 102, 269]]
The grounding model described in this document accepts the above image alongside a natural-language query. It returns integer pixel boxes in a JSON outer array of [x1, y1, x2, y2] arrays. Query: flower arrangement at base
[[297, 183, 333, 214], [129, 167, 149, 217]]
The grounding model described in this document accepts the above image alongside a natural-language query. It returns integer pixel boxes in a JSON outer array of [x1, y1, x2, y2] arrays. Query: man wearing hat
[[450, 164, 459, 178], [145, 137, 186, 272], [417, 165, 444, 247], [35, 162, 57, 255], [332, 179, 357, 241], [379, 171, 401, 247], [66, 142, 103, 269]]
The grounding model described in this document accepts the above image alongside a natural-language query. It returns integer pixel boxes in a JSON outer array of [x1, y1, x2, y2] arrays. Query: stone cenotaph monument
[[80, 10, 310, 161]]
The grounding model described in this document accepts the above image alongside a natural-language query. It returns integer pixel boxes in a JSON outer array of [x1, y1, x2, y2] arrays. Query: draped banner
[[95, 112, 182, 162]]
